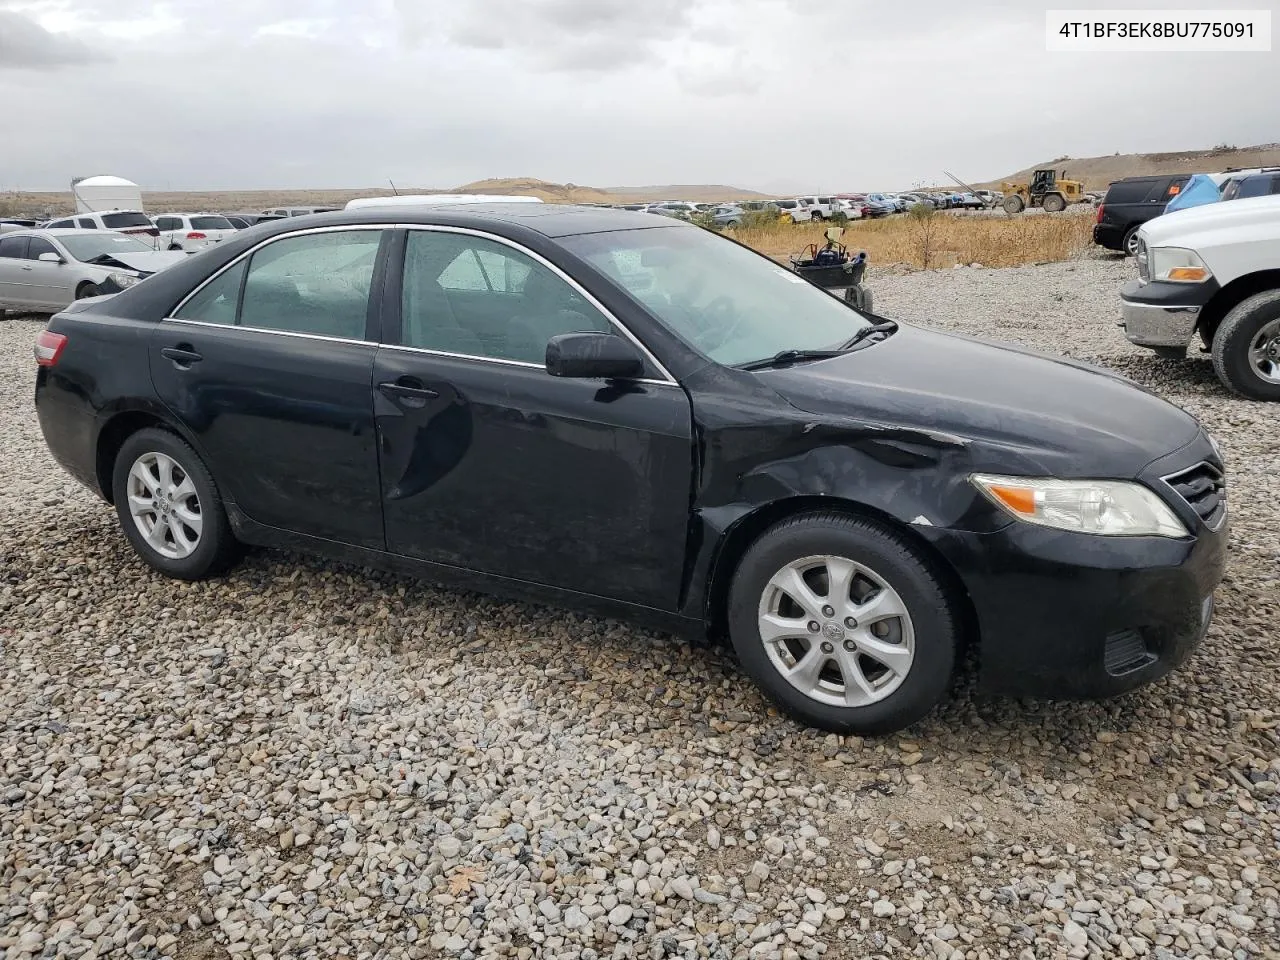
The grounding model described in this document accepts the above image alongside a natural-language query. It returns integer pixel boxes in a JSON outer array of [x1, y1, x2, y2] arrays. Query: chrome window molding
[[165, 221, 679, 385]]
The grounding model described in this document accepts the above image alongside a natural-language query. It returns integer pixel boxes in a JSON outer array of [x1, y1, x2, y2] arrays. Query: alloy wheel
[[757, 554, 915, 707], [126, 452, 203, 559]]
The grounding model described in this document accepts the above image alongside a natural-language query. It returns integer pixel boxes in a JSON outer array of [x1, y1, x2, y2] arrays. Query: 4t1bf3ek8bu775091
[[34, 203, 1225, 734]]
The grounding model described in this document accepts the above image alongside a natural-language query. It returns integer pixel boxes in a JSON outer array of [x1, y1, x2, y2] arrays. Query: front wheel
[[1211, 290, 1280, 401], [111, 427, 241, 579], [75, 282, 101, 300], [728, 512, 957, 734]]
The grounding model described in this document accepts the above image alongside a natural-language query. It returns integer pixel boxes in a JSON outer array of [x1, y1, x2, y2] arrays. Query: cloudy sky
[[1, 0, 1276, 193]]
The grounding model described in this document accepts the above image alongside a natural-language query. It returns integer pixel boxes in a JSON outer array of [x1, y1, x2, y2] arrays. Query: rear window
[[190, 216, 234, 230], [101, 212, 152, 229], [1104, 179, 1157, 203], [777, 200, 796, 209]]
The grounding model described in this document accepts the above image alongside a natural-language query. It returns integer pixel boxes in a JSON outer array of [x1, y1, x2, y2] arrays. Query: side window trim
[[383, 224, 676, 383], [167, 224, 390, 343]]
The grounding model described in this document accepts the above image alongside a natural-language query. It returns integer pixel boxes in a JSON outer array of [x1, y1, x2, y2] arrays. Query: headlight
[[108, 272, 140, 289], [1149, 247, 1212, 284], [1135, 237, 1150, 282], [971, 474, 1188, 538]]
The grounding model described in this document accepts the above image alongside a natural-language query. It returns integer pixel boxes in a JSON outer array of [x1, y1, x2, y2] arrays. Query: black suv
[[1093, 175, 1190, 256]]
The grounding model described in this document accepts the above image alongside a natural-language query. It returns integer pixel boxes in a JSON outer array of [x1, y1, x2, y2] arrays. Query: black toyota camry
[[33, 204, 1227, 734]]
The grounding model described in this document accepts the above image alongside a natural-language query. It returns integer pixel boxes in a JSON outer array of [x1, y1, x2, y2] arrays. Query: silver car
[[0, 229, 187, 313]]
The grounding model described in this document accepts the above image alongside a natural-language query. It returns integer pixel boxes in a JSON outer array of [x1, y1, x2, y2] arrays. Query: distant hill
[[983, 143, 1280, 191], [456, 178, 770, 203]]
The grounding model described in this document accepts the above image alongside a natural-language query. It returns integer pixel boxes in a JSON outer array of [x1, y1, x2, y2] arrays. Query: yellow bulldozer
[[1001, 168, 1085, 213]]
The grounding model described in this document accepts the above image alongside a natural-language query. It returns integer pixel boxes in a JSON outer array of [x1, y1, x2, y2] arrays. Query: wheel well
[[703, 496, 979, 656], [95, 411, 166, 503], [1198, 270, 1280, 345]]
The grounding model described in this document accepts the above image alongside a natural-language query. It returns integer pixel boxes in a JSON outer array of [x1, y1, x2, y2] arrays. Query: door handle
[[161, 346, 203, 368], [378, 380, 439, 408], [20, 266, 33, 272]]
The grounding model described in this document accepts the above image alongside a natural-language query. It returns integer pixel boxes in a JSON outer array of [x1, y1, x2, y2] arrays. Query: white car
[[43, 210, 161, 247], [774, 199, 813, 223], [1120, 193, 1280, 401], [830, 198, 865, 220], [152, 213, 238, 253], [797, 196, 836, 220], [0, 229, 186, 313]]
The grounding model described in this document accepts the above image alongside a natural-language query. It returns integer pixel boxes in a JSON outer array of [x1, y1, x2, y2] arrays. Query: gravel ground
[[2, 257, 1278, 960]]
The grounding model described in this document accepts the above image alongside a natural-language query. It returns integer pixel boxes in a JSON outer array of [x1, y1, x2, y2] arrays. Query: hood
[[102, 250, 189, 273], [1140, 193, 1280, 245], [754, 324, 1201, 478]]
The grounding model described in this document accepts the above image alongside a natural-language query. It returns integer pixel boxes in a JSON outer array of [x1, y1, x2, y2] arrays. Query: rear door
[[371, 226, 694, 609], [151, 226, 389, 547]]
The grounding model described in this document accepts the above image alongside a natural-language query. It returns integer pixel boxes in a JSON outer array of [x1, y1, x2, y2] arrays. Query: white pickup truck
[[1120, 194, 1280, 401]]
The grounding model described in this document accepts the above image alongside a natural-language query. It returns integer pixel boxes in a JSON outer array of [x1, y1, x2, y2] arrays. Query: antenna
[[388, 179, 400, 196]]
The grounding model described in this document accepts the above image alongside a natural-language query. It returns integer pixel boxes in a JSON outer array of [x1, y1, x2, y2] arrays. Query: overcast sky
[[1, 0, 1276, 194]]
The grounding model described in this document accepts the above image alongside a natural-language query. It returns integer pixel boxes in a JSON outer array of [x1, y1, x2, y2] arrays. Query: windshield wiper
[[841, 320, 899, 349], [737, 349, 847, 371]]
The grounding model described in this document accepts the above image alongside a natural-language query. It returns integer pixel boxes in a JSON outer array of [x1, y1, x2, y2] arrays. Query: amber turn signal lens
[[987, 485, 1037, 515], [1167, 266, 1208, 282]]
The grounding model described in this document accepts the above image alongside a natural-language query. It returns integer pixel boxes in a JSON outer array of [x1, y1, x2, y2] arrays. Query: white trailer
[[72, 175, 145, 214]]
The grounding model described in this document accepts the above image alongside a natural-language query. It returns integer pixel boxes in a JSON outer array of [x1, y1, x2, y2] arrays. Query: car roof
[[255, 203, 686, 239], [3, 228, 89, 238]]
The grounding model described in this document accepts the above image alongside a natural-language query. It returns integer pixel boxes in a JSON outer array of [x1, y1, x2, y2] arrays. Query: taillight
[[34, 330, 68, 367], [186, 232, 207, 240], [1095, 203, 1105, 223]]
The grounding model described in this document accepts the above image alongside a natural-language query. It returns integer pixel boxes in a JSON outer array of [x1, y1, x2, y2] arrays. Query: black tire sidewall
[[728, 515, 957, 735], [1212, 291, 1280, 401], [111, 428, 234, 579], [1123, 226, 1140, 256]]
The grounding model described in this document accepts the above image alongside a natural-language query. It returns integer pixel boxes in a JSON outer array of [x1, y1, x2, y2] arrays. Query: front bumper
[[924, 441, 1228, 700], [1120, 277, 1217, 348]]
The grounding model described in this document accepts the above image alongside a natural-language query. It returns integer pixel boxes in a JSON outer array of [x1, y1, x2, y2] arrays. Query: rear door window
[[238, 230, 382, 339], [77, 218, 95, 229], [0, 236, 28, 259], [174, 262, 247, 326], [1237, 177, 1272, 199], [155, 216, 181, 232]]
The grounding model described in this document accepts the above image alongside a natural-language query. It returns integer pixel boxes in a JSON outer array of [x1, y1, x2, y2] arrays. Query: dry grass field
[[732, 209, 1096, 269]]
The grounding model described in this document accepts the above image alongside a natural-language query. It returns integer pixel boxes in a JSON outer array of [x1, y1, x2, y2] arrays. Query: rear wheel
[[728, 512, 957, 734], [1041, 192, 1066, 213], [75, 282, 101, 300], [168, 243, 183, 252], [1211, 290, 1280, 401], [1002, 194, 1025, 214], [111, 427, 241, 579]]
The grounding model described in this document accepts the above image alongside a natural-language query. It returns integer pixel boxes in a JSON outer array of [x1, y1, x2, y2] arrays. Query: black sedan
[[33, 205, 1226, 734]]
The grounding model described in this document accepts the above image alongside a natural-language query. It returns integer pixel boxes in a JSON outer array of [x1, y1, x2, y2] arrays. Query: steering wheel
[[696, 295, 741, 351]]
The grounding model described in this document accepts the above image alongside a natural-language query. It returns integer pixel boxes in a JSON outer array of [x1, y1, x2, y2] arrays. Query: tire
[[1002, 194, 1025, 214], [727, 511, 958, 735], [111, 427, 241, 580], [1151, 345, 1186, 360], [75, 282, 101, 300], [1122, 225, 1141, 257], [1041, 193, 1066, 213], [168, 244, 183, 252], [1210, 289, 1280, 401]]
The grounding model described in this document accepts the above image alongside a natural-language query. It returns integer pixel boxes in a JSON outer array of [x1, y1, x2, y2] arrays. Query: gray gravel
[[2, 256, 1279, 960]]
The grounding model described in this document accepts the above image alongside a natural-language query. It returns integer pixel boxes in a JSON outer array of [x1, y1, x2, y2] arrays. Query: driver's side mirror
[[546, 332, 644, 380], [37, 252, 64, 264]]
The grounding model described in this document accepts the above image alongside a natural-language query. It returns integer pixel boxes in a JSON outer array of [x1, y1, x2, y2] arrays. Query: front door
[[150, 227, 389, 548], [373, 227, 694, 610], [24, 236, 77, 308]]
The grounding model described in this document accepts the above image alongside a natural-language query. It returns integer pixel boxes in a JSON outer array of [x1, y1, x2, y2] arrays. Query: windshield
[[59, 232, 156, 261], [561, 226, 872, 366]]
